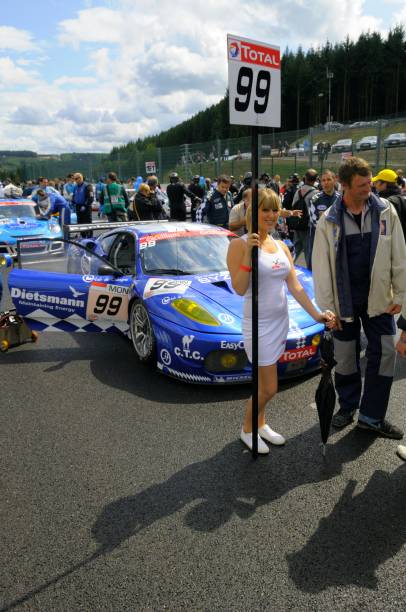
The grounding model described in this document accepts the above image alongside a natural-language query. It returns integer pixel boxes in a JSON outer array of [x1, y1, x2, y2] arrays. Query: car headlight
[[50, 223, 61, 234], [0, 254, 13, 268], [312, 334, 321, 346], [171, 298, 220, 326]]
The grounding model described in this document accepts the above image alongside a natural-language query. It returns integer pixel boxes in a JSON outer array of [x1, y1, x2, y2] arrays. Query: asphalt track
[[1, 328, 406, 611]]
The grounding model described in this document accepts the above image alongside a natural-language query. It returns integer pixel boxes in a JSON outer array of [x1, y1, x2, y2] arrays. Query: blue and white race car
[[3, 221, 324, 383], [0, 198, 65, 257]]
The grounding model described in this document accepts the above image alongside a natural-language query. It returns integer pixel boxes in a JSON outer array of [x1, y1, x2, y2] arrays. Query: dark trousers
[[170, 207, 186, 221], [307, 226, 316, 270], [76, 206, 92, 237], [107, 209, 128, 222], [293, 229, 309, 266], [333, 305, 396, 421]]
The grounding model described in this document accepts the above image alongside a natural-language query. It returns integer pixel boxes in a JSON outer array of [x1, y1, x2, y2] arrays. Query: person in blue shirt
[[32, 189, 71, 226], [31, 177, 59, 199], [63, 174, 76, 210]]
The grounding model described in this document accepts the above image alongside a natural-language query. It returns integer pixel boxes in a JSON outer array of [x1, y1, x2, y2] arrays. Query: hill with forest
[[112, 26, 406, 158]]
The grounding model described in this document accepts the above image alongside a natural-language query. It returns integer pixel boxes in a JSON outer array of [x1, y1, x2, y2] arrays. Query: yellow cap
[[372, 169, 397, 183]]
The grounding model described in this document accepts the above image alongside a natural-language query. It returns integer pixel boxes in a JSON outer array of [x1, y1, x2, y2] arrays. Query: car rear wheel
[[129, 300, 156, 363]]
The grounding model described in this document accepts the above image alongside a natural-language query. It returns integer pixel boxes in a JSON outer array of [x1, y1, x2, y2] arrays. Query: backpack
[[388, 194, 406, 241], [286, 187, 310, 231], [282, 185, 297, 210]]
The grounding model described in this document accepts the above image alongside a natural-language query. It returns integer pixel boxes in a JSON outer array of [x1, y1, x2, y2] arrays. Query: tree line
[[111, 26, 406, 157]]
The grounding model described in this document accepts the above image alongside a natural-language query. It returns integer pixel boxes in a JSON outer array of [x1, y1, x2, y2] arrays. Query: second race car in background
[[0, 198, 65, 257]]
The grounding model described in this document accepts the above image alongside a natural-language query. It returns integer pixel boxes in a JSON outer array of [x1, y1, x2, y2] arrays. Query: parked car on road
[[331, 138, 353, 153], [324, 122, 344, 131], [288, 144, 305, 157], [383, 133, 406, 148], [356, 136, 377, 151]]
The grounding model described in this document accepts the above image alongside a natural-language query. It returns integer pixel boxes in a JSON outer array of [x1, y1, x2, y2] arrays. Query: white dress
[[241, 236, 291, 366]]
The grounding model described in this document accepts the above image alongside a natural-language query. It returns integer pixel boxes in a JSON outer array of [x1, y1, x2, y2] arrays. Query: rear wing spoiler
[[63, 219, 168, 239]]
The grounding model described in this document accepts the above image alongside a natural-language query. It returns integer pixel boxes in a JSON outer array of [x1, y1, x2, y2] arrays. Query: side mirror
[[97, 264, 122, 277]]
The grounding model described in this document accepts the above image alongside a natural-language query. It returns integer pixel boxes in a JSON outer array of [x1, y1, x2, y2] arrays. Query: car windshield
[[140, 232, 232, 275], [0, 205, 36, 220]]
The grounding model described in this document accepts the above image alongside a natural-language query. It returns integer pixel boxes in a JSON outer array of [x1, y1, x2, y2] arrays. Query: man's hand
[[396, 330, 406, 358], [385, 303, 402, 315]]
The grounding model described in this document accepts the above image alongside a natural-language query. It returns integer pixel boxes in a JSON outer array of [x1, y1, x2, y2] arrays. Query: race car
[[2, 221, 325, 383], [0, 198, 66, 257]]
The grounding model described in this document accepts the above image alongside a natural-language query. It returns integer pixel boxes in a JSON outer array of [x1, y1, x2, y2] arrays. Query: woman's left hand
[[318, 310, 337, 329]]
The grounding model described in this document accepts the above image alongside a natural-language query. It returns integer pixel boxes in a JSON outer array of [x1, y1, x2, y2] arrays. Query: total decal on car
[[0, 198, 65, 257], [1, 221, 325, 384]]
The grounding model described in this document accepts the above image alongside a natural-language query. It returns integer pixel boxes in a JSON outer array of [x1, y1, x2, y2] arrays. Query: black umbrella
[[315, 331, 336, 456]]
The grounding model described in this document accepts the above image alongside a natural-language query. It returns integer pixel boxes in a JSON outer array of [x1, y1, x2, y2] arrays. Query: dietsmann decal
[[11, 287, 85, 308]]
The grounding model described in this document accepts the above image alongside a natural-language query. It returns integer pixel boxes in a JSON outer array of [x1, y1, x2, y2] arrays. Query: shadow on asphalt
[[0, 425, 384, 611], [0, 332, 319, 404], [91, 426, 375, 547], [287, 462, 406, 591]]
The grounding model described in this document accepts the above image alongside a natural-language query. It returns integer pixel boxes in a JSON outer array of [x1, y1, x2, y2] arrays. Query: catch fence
[[109, 115, 406, 184]]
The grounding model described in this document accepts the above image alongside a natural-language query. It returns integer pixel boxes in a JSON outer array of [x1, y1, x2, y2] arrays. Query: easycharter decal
[[11, 287, 85, 311]]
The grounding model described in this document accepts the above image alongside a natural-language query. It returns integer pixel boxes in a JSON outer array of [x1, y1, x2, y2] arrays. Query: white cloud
[[9, 106, 54, 125], [0, 0, 400, 153], [57, 7, 125, 47], [0, 26, 36, 52], [53, 76, 97, 86], [0, 57, 37, 88]]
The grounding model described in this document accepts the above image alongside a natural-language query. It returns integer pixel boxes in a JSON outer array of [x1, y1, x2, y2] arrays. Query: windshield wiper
[[146, 268, 194, 275]]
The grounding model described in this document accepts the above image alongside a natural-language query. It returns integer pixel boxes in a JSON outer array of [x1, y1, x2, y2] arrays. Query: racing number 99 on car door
[[227, 34, 281, 128], [86, 280, 131, 321]]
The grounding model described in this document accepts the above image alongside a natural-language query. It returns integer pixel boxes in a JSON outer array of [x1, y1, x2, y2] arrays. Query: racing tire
[[1, 340, 9, 352], [129, 300, 156, 364]]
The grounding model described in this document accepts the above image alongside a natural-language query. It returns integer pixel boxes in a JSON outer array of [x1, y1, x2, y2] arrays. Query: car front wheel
[[129, 300, 156, 363]]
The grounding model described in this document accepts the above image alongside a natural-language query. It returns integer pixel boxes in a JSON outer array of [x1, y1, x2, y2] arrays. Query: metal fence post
[[157, 147, 162, 182], [309, 127, 314, 168], [216, 139, 221, 177], [375, 119, 382, 171], [258, 133, 262, 178]]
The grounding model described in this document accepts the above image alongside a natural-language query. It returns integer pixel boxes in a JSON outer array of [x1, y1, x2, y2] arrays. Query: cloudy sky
[[1, 0, 405, 153]]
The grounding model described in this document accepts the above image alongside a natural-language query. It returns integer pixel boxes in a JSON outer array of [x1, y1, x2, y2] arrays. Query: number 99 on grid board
[[227, 34, 281, 128]]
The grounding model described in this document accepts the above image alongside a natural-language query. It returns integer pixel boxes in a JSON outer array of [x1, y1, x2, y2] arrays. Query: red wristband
[[240, 264, 252, 272]]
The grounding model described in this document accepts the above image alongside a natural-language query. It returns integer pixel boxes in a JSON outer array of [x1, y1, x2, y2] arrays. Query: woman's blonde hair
[[138, 183, 151, 196], [245, 188, 281, 232]]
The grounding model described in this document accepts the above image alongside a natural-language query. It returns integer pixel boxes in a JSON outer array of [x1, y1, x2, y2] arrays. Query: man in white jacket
[[312, 157, 406, 439]]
